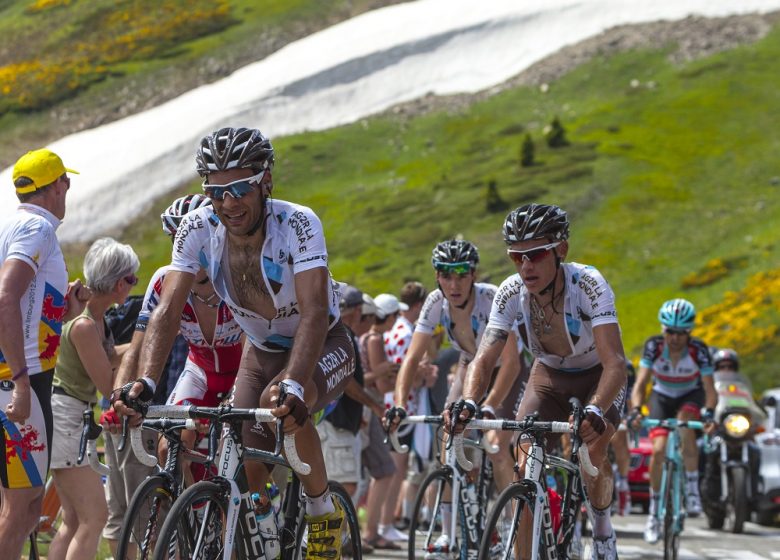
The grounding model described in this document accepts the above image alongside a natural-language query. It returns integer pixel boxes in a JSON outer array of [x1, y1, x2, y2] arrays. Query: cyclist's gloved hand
[[110, 378, 155, 423], [701, 407, 717, 434], [582, 404, 607, 441], [384, 405, 407, 432], [444, 399, 477, 435], [627, 406, 643, 430], [272, 379, 309, 432], [479, 404, 497, 420]]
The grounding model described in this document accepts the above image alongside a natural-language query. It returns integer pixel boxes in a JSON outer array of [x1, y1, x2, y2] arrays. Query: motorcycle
[[701, 370, 766, 533]]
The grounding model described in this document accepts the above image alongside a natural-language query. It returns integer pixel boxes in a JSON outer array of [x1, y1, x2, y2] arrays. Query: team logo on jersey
[[4, 424, 45, 462]]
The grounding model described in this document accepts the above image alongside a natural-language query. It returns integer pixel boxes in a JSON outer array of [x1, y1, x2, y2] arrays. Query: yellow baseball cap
[[12, 149, 79, 194]]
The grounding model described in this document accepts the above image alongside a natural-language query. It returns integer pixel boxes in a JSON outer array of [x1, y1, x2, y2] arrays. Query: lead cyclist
[[112, 127, 355, 560]]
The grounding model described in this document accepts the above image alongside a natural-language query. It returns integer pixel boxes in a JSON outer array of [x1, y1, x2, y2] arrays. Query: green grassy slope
[[74, 23, 780, 390], [0, 0, 401, 167]]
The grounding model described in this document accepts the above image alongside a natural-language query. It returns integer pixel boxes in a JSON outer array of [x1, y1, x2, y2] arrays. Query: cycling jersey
[[639, 335, 713, 399], [415, 282, 498, 361], [0, 205, 68, 378], [488, 262, 619, 371], [136, 266, 243, 373], [169, 201, 340, 352]]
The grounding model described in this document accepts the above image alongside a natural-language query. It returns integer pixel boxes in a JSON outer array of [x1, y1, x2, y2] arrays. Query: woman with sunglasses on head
[[447, 203, 628, 560], [629, 298, 717, 545], [386, 239, 526, 558], [47, 237, 139, 560]]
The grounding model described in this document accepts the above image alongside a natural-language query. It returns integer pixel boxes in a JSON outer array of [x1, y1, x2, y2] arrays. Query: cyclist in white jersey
[[387, 239, 526, 558], [0, 149, 86, 558], [630, 298, 716, 543], [113, 127, 353, 560], [448, 204, 627, 560]]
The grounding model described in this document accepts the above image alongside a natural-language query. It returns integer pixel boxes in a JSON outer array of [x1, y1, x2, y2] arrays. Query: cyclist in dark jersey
[[630, 298, 716, 543]]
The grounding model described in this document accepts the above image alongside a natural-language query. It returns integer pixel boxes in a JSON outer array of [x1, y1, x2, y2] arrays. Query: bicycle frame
[[390, 414, 496, 560], [146, 405, 308, 560], [642, 418, 705, 553]]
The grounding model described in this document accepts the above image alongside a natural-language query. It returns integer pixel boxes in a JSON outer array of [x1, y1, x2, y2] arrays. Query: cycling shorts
[[166, 358, 238, 407], [516, 361, 625, 447], [230, 321, 355, 452], [648, 386, 704, 439], [0, 370, 54, 488]]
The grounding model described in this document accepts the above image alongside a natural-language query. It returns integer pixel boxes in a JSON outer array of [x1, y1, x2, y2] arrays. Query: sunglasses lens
[[204, 181, 255, 200], [508, 247, 550, 264], [434, 262, 471, 276]]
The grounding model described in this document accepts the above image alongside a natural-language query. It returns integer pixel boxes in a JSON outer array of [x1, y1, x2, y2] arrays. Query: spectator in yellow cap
[[0, 148, 87, 558]]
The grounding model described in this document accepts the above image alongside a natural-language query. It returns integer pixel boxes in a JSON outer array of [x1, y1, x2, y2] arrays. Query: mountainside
[[0, 0, 404, 168], [4, 5, 778, 390], [64, 12, 780, 390]]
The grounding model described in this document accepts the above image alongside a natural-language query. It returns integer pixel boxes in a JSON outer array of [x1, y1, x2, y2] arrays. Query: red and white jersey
[[137, 266, 243, 373], [384, 315, 414, 365]]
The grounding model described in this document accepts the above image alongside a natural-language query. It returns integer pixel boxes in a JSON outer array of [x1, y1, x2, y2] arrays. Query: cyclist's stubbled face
[[663, 329, 690, 353], [206, 168, 268, 236], [509, 239, 568, 295], [436, 269, 475, 307]]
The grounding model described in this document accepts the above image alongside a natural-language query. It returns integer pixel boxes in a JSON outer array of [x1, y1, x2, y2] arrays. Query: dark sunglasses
[[664, 327, 690, 336], [507, 241, 561, 265], [124, 274, 139, 286], [202, 170, 265, 201], [433, 261, 473, 278]]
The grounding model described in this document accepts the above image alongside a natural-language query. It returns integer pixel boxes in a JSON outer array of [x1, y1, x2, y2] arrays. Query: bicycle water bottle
[[252, 492, 280, 559], [266, 482, 283, 529], [546, 475, 562, 534]]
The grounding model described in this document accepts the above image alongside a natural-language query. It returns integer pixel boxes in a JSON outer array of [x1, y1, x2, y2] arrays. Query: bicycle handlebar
[[455, 417, 599, 476], [128, 418, 197, 467], [640, 418, 706, 431], [144, 405, 311, 475], [386, 415, 444, 454], [77, 410, 110, 477]]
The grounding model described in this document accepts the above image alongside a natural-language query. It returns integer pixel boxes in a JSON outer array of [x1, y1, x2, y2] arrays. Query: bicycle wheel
[[293, 481, 362, 560], [662, 464, 678, 560], [409, 467, 456, 560], [117, 474, 175, 560], [566, 502, 593, 560], [152, 480, 248, 560], [479, 482, 546, 560]]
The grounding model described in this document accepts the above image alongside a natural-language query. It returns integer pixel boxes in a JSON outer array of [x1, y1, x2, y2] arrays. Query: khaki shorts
[[50, 393, 93, 470], [317, 421, 361, 484]]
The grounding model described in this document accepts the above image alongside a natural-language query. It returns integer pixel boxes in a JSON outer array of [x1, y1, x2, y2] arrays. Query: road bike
[[388, 414, 498, 560], [145, 404, 362, 560], [640, 418, 705, 560], [454, 399, 597, 560]]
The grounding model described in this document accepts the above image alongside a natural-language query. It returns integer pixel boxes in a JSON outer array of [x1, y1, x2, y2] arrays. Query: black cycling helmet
[[161, 194, 212, 237], [195, 127, 274, 177], [503, 203, 569, 245], [431, 239, 479, 267], [713, 348, 739, 371]]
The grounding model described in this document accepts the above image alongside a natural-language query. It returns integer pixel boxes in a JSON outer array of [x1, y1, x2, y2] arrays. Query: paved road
[[365, 513, 780, 559]]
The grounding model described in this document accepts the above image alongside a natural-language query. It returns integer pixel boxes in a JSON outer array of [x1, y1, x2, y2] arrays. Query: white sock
[[441, 503, 452, 539], [649, 489, 659, 517], [686, 471, 700, 495], [305, 489, 335, 517], [587, 503, 614, 539]]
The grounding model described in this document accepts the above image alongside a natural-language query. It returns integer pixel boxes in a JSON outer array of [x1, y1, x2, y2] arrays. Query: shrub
[[545, 116, 569, 148], [520, 134, 535, 167]]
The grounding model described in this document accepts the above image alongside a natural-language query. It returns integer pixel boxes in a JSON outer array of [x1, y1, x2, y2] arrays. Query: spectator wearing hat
[[0, 149, 88, 558]]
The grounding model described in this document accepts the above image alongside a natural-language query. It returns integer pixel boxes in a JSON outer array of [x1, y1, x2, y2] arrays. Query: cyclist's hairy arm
[[590, 323, 627, 411], [113, 271, 193, 421], [461, 327, 509, 403], [393, 331, 431, 407], [138, 271, 194, 385], [280, 266, 330, 388], [482, 331, 521, 411], [701, 373, 717, 411]]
